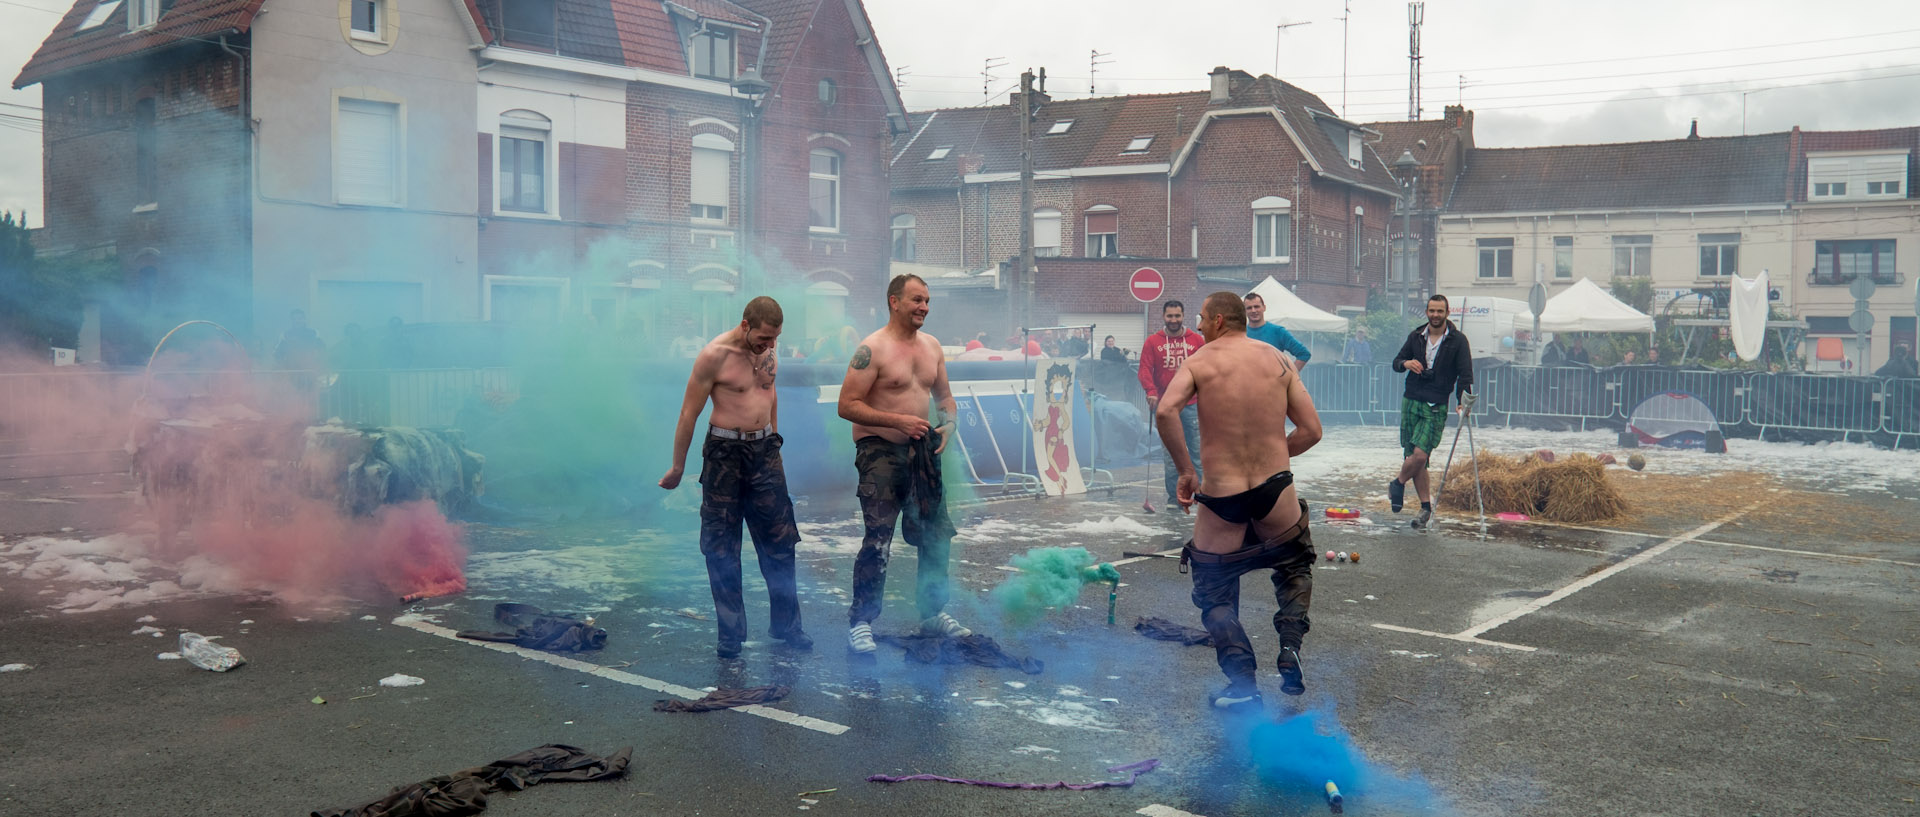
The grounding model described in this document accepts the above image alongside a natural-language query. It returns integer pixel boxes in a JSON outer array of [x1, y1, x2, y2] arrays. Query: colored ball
[[1348, 551, 1360, 563], [1337, 551, 1349, 562], [1325, 550, 1336, 561], [1628, 453, 1647, 471]]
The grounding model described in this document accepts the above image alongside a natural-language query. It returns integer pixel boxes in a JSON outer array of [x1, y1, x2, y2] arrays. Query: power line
[[1340, 62, 1920, 113]]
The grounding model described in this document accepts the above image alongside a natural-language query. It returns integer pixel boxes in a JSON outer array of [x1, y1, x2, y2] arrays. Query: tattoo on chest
[[754, 350, 777, 389], [850, 344, 873, 370]]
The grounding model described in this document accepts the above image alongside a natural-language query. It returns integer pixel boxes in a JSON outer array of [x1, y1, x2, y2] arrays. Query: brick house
[[1785, 125, 1919, 371], [14, 0, 903, 362], [1365, 105, 1474, 315], [888, 67, 1402, 351]]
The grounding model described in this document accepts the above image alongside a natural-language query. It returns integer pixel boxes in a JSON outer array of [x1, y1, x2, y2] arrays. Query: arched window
[[691, 132, 734, 223], [1083, 205, 1117, 258], [808, 149, 841, 232], [1033, 207, 1061, 257], [890, 214, 916, 261], [498, 110, 551, 214]]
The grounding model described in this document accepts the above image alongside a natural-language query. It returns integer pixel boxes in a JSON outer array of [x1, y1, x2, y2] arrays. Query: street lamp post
[[1392, 150, 1419, 318], [730, 67, 771, 290]]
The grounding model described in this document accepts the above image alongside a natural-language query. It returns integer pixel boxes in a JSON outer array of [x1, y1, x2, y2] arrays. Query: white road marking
[[1493, 518, 1919, 568], [391, 617, 850, 735], [1138, 805, 1206, 817], [1369, 623, 1537, 652]]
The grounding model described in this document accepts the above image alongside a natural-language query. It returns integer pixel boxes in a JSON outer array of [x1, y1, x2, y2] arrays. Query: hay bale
[[1438, 450, 1629, 524]]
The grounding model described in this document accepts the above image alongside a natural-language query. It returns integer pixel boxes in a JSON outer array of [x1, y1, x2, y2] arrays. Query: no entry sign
[[1129, 267, 1164, 303]]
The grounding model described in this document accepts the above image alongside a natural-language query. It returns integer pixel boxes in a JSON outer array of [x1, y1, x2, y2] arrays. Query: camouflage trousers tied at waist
[[1185, 499, 1315, 684], [849, 434, 957, 627], [698, 432, 803, 647]]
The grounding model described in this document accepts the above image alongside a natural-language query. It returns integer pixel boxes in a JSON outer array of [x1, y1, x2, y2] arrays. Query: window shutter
[[692, 148, 729, 207], [1085, 212, 1117, 234], [1034, 211, 1061, 248], [338, 99, 396, 204]]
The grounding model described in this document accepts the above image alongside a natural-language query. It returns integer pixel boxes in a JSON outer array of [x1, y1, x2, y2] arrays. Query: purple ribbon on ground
[[867, 759, 1160, 790]]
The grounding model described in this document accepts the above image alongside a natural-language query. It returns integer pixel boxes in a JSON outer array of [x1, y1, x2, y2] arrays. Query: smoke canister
[[1325, 780, 1344, 813]]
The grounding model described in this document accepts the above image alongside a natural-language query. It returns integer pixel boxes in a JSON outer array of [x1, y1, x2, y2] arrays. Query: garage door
[[1058, 312, 1150, 360]]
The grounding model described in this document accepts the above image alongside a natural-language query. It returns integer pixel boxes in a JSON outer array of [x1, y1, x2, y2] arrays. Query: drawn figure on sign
[[1032, 363, 1074, 487]]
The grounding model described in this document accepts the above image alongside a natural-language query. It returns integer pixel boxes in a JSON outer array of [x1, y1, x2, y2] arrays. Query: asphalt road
[[2, 454, 1917, 816]]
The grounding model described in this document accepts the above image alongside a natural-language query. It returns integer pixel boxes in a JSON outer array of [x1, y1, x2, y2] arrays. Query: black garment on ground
[[312, 744, 632, 817], [1133, 616, 1213, 646], [457, 603, 607, 653], [1184, 499, 1315, 685], [653, 685, 791, 713], [1193, 471, 1293, 524], [876, 633, 1043, 675]]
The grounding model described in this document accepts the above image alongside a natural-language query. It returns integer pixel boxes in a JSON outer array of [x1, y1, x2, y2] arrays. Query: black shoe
[[1411, 508, 1433, 530], [717, 641, 742, 659], [780, 630, 814, 650], [1276, 647, 1305, 696], [1210, 679, 1263, 713], [1388, 479, 1405, 513]]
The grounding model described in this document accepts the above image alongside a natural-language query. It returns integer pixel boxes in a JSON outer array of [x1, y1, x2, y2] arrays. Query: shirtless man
[[660, 296, 811, 658], [838, 274, 971, 654], [1155, 292, 1324, 713]]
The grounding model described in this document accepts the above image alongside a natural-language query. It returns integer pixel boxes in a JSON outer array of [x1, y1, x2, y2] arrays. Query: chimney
[[1443, 104, 1467, 126], [1688, 119, 1700, 140], [1209, 66, 1232, 104]]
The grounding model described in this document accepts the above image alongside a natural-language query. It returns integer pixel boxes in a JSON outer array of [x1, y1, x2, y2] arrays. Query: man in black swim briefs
[[1155, 292, 1324, 713]]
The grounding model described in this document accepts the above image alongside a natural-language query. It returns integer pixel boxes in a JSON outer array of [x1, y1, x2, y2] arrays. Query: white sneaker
[[922, 612, 972, 638], [848, 623, 876, 654]]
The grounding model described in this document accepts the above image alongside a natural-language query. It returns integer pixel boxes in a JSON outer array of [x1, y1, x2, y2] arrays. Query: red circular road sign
[[1128, 267, 1165, 303]]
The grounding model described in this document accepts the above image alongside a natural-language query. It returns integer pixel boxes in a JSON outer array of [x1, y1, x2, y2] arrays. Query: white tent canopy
[[1247, 276, 1350, 332], [1534, 277, 1655, 334]]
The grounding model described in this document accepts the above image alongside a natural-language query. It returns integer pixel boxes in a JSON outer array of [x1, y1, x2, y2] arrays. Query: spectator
[[1621, 350, 1637, 366], [1874, 344, 1918, 379], [1100, 335, 1129, 365], [1138, 299, 1204, 507], [1342, 328, 1373, 365], [1646, 347, 1661, 366], [1241, 292, 1310, 371], [1566, 337, 1591, 365], [273, 309, 326, 371]]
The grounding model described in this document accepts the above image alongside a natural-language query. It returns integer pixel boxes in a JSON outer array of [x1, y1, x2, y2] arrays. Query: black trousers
[[1185, 500, 1315, 683]]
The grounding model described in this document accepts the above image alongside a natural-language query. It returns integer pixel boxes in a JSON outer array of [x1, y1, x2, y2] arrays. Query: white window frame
[[1033, 207, 1062, 257], [1084, 205, 1118, 258], [890, 213, 916, 262], [1250, 196, 1291, 263], [1047, 120, 1073, 135], [349, 0, 384, 41], [1553, 236, 1573, 279], [482, 274, 570, 322], [1612, 234, 1653, 278], [1122, 135, 1153, 153], [1477, 238, 1514, 280], [334, 93, 404, 208], [925, 146, 952, 161], [817, 78, 836, 104], [127, 0, 157, 30], [808, 149, 841, 233], [1698, 233, 1740, 278], [688, 26, 735, 81], [1809, 152, 1908, 201], [79, 0, 121, 30], [1347, 130, 1363, 168], [497, 109, 554, 217], [690, 132, 734, 225]]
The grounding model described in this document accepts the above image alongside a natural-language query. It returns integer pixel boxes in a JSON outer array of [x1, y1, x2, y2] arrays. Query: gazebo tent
[[1533, 278, 1655, 334], [1248, 276, 1350, 332]]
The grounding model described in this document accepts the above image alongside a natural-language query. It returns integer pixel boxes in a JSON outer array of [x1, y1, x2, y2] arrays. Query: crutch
[[1434, 392, 1487, 537]]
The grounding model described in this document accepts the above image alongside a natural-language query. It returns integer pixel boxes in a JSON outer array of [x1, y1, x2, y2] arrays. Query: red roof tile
[[14, 0, 266, 88]]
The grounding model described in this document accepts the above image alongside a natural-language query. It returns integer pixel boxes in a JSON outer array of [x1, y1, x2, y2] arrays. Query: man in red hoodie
[[1140, 299, 1205, 505]]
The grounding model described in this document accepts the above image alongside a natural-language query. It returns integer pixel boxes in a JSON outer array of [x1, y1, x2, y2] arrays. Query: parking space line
[[1138, 804, 1207, 817], [1457, 505, 1756, 640], [391, 617, 851, 736], [1369, 623, 1538, 652]]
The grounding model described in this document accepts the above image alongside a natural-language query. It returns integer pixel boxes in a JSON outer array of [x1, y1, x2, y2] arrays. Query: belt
[[708, 425, 774, 441]]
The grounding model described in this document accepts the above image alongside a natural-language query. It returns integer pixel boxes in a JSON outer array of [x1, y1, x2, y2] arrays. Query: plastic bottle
[[177, 632, 245, 672]]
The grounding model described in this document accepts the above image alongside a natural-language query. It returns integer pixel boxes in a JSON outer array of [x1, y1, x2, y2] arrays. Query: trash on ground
[[457, 602, 607, 653], [135, 615, 156, 623], [311, 744, 630, 817], [132, 625, 165, 636], [674, 608, 708, 621], [868, 758, 1159, 790], [157, 652, 181, 660], [875, 633, 1043, 674], [654, 685, 790, 713], [0, 663, 30, 672], [378, 674, 425, 688], [311, 696, 327, 705], [178, 633, 245, 672]]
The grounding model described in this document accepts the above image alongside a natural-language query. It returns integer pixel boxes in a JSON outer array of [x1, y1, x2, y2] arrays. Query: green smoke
[[989, 546, 1118, 626]]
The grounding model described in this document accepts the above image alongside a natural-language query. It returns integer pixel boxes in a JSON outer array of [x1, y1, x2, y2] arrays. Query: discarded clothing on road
[[875, 633, 1043, 675], [456, 603, 607, 653], [311, 743, 631, 817], [654, 685, 791, 713], [1133, 616, 1213, 646], [868, 758, 1160, 790]]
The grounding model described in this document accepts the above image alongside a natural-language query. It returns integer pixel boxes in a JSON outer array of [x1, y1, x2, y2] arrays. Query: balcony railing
[[1806, 270, 1903, 287]]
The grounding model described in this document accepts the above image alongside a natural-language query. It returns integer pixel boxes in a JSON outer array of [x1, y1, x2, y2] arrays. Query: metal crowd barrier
[[1745, 372, 1883, 441], [1482, 365, 1613, 429]]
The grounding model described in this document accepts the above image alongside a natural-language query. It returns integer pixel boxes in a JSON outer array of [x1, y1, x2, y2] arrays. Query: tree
[[0, 212, 116, 359]]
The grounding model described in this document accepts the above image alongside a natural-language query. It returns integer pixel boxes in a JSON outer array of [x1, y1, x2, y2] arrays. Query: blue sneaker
[[1388, 479, 1406, 513]]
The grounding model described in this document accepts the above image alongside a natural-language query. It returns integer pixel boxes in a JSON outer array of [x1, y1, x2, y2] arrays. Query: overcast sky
[[4, 0, 1919, 228]]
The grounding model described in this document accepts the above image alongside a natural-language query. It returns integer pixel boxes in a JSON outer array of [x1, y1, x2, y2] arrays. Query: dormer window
[[1123, 135, 1153, 154], [925, 146, 952, 161], [1809, 152, 1908, 201], [1047, 120, 1073, 135], [78, 0, 120, 31], [689, 27, 735, 81], [1347, 130, 1363, 168], [500, 0, 556, 51], [127, 0, 157, 29]]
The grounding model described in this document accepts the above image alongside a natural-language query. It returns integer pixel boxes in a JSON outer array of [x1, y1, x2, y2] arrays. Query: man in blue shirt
[[1243, 292, 1311, 371]]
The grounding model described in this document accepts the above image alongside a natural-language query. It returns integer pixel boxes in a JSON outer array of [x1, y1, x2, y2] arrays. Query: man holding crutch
[[1388, 294, 1474, 529]]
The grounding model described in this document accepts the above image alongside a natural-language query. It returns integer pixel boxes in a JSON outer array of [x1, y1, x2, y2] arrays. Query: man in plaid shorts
[[1388, 294, 1474, 529]]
